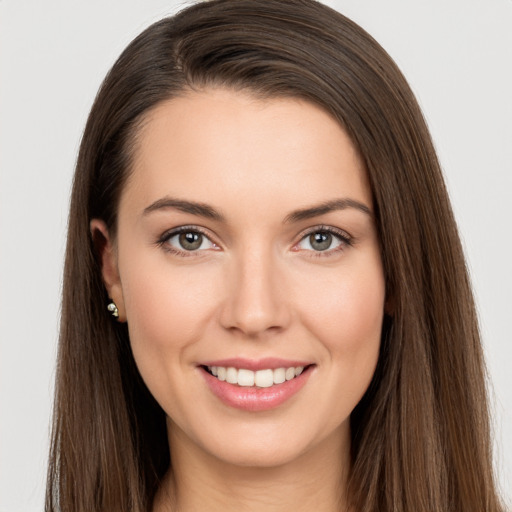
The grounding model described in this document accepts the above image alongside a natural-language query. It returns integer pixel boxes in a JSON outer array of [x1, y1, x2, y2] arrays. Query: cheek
[[119, 258, 220, 385], [122, 255, 215, 330], [304, 265, 385, 423], [296, 254, 385, 370]]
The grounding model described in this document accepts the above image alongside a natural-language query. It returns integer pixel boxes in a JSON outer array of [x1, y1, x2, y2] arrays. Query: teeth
[[226, 367, 238, 384], [237, 368, 255, 387], [273, 367, 286, 384], [206, 365, 305, 387], [255, 369, 273, 388]]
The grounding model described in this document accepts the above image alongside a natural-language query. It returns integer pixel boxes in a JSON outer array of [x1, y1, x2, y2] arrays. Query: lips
[[199, 358, 314, 411]]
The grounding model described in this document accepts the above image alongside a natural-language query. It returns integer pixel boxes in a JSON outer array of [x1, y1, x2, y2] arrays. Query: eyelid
[[157, 225, 220, 255], [292, 225, 353, 254], [156, 224, 353, 257]]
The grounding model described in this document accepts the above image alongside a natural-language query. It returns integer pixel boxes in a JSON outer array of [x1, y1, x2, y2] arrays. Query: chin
[[216, 441, 306, 468], [179, 415, 348, 471]]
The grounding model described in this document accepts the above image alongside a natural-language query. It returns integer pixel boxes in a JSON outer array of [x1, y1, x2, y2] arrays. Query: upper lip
[[199, 357, 313, 371]]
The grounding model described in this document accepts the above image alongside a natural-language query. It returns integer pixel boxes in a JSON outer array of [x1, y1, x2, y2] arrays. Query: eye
[[295, 227, 351, 254], [159, 227, 218, 254]]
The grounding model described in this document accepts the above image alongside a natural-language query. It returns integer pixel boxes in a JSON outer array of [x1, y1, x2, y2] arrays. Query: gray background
[[1, 1, 511, 510]]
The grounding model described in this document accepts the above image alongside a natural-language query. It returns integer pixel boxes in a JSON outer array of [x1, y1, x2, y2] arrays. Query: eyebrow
[[284, 198, 372, 223], [143, 197, 225, 221], [142, 196, 372, 223]]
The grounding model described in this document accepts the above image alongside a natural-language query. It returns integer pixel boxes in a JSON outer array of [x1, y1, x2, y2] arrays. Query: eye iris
[[179, 232, 202, 250], [309, 232, 332, 251]]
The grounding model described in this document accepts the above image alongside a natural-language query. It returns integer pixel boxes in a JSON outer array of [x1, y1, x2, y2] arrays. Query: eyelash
[[156, 225, 353, 257], [293, 225, 353, 257], [157, 225, 218, 257]]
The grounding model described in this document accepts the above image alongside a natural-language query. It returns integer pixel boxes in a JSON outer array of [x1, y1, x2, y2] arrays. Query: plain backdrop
[[1, 1, 511, 510]]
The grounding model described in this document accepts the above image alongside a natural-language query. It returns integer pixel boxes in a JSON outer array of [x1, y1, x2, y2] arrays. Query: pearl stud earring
[[107, 301, 119, 318]]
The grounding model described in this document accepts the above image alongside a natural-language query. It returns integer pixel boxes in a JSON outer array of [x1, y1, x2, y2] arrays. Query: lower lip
[[200, 366, 313, 412]]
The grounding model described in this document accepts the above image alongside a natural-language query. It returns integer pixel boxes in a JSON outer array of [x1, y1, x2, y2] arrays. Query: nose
[[219, 248, 291, 338]]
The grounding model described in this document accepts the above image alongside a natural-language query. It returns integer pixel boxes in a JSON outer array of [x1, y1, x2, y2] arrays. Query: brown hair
[[46, 1, 503, 511]]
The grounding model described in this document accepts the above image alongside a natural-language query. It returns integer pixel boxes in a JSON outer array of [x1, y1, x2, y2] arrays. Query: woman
[[46, 0, 504, 511]]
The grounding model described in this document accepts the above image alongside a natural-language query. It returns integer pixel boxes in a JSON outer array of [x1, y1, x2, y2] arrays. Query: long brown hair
[[46, 1, 503, 510]]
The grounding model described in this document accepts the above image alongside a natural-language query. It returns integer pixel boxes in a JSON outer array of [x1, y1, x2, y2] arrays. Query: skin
[[93, 88, 386, 511]]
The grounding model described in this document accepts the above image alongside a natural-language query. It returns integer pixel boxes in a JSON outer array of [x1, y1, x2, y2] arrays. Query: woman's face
[[99, 89, 385, 468]]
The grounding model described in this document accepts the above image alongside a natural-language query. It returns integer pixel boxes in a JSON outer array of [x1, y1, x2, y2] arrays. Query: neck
[[153, 421, 352, 512]]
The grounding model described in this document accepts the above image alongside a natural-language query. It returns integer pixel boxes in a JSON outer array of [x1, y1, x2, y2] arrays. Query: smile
[[200, 361, 314, 411], [205, 365, 305, 388]]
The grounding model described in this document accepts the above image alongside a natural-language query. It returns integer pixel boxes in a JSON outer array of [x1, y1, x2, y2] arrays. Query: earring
[[107, 301, 119, 318]]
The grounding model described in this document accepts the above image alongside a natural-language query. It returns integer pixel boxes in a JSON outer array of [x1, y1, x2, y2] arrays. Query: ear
[[90, 219, 127, 322]]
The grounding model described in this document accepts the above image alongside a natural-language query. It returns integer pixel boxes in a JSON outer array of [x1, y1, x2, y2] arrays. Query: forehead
[[122, 88, 371, 219]]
